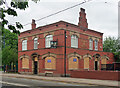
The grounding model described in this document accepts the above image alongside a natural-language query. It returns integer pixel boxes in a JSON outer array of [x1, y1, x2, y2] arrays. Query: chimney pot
[[31, 19, 36, 29], [80, 8, 85, 12]]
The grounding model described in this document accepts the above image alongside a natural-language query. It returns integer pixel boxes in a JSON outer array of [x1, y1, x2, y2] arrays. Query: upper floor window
[[71, 35, 78, 48], [95, 39, 98, 50], [89, 38, 93, 50], [34, 37, 38, 49], [45, 35, 53, 48], [22, 40, 27, 51]]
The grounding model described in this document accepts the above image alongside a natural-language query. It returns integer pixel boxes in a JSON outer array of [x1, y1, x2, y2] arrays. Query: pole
[[3, 34, 5, 48], [64, 30, 66, 77]]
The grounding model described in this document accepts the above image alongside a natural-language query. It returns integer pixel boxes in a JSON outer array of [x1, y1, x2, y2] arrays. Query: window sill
[[34, 48, 38, 50], [71, 47, 78, 49], [94, 49, 98, 51], [45, 47, 51, 49], [84, 68, 89, 71], [89, 49, 93, 51], [22, 50, 27, 51], [22, 68, 29, 69], [68, 69, 79, 71], [44, 68, 56, 71]]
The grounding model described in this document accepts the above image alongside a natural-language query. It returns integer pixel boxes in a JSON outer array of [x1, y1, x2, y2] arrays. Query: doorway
[[95, 61, 98, 70], [34, 61, 38, 74]]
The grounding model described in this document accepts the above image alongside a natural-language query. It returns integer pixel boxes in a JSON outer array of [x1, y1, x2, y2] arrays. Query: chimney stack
[[78, 8, 88, 29], [31, 19, 36, 29]]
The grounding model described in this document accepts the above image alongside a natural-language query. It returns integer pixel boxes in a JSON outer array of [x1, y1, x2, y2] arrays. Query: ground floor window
[[45, 57, 56, 70], [101, 57, 107, 70], [68, 57, 78, 70], [84, 57, 89, 69], [22, 58, 29, 69]]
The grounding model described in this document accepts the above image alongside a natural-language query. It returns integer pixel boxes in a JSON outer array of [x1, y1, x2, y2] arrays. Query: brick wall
[[71, 70, 120, 81]]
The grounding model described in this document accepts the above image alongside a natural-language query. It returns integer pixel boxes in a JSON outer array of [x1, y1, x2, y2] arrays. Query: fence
[[101, 63, 120, 71], [3, 63, 18, 73]]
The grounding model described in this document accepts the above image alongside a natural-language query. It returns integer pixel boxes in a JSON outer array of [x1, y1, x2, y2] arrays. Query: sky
[[6, 0, 119, 39]]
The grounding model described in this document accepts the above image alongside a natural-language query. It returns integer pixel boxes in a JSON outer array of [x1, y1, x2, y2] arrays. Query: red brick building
[[18, 8, 115, 76]]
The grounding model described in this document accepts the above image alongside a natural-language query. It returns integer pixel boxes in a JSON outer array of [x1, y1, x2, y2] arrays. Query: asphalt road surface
[[1, 76, 115, 88]]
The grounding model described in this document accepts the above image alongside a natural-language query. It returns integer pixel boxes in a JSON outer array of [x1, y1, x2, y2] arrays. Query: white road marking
[[0, 81, 30, 87]]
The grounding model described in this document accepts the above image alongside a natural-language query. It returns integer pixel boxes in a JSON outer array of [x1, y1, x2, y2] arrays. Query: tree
[[2, 29, 18, 49], [103, 37, 120, 62], [2, 29, 18, 65], [0, 0, 39, 34], [2, 46, 18, 65]]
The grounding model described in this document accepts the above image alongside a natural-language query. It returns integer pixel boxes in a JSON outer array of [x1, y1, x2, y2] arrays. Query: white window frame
[[71, 35, 78, 48], [95, 39, 98, 51], [45, 35, 53, 48], [89, 38, 93, 50], [22, 40, 27, 51], [34, 37, 38, 49]]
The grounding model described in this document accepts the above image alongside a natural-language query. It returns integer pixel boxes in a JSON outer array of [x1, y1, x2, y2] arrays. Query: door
[[34, 61, 37, 74], [95, 61, 98, 70]]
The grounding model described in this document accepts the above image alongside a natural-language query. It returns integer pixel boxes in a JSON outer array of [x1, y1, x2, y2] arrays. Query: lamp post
[[64, 30, 67, 77], [50, 30, 66, 77]]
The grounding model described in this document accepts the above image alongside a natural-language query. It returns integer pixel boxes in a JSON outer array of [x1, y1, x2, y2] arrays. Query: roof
[[20, 20, 103, 35]]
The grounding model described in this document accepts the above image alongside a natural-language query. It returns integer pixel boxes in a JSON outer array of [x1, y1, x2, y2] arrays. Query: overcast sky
[[6, 0, 119, 39]]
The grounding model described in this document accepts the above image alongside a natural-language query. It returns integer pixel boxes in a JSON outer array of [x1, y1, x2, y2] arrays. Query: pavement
[[1, 73, 120, 87]]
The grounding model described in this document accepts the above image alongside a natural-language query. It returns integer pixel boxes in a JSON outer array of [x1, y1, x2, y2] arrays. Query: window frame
[[94, 39, 98, 51], [89, 38, 93, 50], [71, 35, 78, 48], [34, 37, 38, 49], [22, 40, 27, 51], [45, 35, 53, 48]]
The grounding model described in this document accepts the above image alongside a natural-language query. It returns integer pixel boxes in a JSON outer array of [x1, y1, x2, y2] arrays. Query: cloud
[[6, 0, 118, 39]]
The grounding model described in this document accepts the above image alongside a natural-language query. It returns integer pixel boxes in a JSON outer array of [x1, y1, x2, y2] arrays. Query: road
[[1, 76, 114, 88]]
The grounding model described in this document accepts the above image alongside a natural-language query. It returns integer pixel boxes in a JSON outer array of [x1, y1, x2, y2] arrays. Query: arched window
[[84, 57, 89, 69], [34, 37, 38, 49], [95, 39, 98, 50], [22, 57, 29, 69], [101, 56, 109, 70], [45, 35, 53, 48], [89, 38, 93, 50], [45, 57, 56, 70], [68, 57, 78, 70], [71, 35, 78, 48], [22, 40, 27, 51]]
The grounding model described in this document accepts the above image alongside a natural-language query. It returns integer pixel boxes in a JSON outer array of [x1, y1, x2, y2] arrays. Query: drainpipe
[[64, 30, 66, 77]]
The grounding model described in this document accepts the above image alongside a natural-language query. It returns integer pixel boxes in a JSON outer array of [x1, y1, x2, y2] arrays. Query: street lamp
[[50, 40, 58, 48]]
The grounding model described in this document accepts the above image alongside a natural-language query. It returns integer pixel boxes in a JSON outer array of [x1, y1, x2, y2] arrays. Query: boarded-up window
[[22, 58, 29, 69], [101, 58, 107, 64], [45, 57, 56, 69], [69, 57, 78, 70], [84, 57, 89, 69], [101, 58, 107, 69]]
